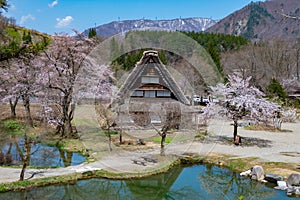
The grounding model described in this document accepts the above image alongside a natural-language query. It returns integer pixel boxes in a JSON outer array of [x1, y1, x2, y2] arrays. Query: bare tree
[[95, 104, 117, 151], [129, 101, 181, 155], [222, 41, 292, 90], [151, 103, 181, 154]]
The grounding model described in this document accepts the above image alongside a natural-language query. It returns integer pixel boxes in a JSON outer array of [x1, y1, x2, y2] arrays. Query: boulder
[[240, 170, 251, 176], [250, 165, 264, 181], [264, 174, 283, 183], [274, 181, 287, 190], [286, 173, 300, 186], [286, 186, 300, 196]]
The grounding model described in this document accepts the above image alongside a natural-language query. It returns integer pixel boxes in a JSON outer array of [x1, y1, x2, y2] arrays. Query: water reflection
[[0, 136, 85, 167], [0, 165, 290, 200]]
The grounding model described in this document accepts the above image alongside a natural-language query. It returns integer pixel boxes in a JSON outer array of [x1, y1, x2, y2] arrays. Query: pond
[[0, 165, 291, 200], [0, 137, 86, 167]]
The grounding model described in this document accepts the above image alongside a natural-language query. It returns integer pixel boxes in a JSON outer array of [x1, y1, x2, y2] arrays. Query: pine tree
[[88, 28, 97, 38], [266, 78, 287, 103]]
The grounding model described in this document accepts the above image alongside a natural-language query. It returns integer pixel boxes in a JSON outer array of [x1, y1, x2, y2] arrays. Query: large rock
[[286, 186, 300, 196], [264, 174, 283, 183], [286, 173, 300, 186], [250, 165, 264, 181], [286, 174, 300, 197], [274, 181, 288, 190]]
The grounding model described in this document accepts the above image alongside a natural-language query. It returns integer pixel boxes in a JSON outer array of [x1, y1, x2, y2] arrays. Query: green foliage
[[113, 49, 167, 72], [22, 30, 32, 44], [266, 78, 286, 103], [99, 130, 118, 136], [88, 28, 97, 38], [293, 98, 300, 109], [151, 137, 172, 144], [242, 3, 274, 38], [3, 120, 21, 130], [0, 0, 8, 12], [183, 31, 249, 77], [0, 26, 50, 61], [2, 120, 24, 136], [238, 195, 244, 200]]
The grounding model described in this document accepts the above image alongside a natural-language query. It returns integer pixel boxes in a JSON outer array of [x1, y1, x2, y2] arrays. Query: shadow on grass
[[205, 135, 273, 148]]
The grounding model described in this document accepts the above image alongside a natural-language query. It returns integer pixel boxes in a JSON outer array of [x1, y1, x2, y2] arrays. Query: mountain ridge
[[84, 17, 217, 38], [206, 0, 300, 41]]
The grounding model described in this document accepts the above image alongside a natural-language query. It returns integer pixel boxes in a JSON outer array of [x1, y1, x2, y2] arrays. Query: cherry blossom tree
[[41, 33, 111, 138], [0, 64, 20, 119], [1, 51, 47, 182], [0, 35, 49, 123], [202, 74, 279, 143], [41, 34, 88, 137]]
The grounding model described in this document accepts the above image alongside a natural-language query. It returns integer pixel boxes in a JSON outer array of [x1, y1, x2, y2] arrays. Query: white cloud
[[56, 16, 74, 28], [20, 14, 35, 25], [48, 0, 58, 8], [10, 4, 16, 10]]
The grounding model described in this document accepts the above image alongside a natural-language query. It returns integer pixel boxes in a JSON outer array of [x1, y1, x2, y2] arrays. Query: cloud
[[48, 0, 58, 8], [56, 16, 74, 28], [10, 4, 16, 10], [20, 14, 35, 25]]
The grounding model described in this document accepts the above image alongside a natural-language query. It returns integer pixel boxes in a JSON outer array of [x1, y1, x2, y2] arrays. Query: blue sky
[[4, 0, 261, 35]]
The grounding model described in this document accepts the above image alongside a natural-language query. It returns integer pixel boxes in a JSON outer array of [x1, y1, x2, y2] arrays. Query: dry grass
[[204, 153, 300, 178], [0, 103, 46, 123], [244, 124, 292, 132]]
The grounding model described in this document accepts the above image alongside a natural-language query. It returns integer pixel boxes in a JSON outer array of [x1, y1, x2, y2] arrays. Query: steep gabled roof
[[117, 50, 190, 105]]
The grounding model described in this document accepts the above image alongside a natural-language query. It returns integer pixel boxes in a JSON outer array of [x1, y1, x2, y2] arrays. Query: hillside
[[84, 18, 217, 38], [0, 24, 51, 61], [206, 0, 300, 41]]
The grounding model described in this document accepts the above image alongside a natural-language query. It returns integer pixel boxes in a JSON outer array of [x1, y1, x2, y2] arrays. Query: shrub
[[4, 120, 21, 130]]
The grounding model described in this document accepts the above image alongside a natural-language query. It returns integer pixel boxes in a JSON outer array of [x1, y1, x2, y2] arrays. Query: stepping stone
[[265, 174, 283, 183]]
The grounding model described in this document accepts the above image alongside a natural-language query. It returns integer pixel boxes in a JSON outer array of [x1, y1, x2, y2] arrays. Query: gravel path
[[1, 119, 299, 184]]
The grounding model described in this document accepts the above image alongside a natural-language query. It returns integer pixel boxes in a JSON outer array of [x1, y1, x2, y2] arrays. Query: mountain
[[84, 18, 217, 38], [206, 0, 300, 41]]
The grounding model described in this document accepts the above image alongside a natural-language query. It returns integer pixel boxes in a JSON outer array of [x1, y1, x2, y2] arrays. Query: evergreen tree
[[182, 31, 249, 78], [22, 31, 32, 44], [88, 28, 97, 38], [0, 0, 8, 13], [266, 78, 287, 103]]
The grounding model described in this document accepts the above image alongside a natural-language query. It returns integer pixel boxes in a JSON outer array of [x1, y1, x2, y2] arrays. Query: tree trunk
[[22, 95, 33, 127], [9, 97, 19, 119], [233, 119, 238, 142], [19, 131, 32, 181], [19, 160, 27, 181], [119, 130, 123, 144], [160, 132, 166, 156], [61, 102, 75, 138], [108, 133, 112, 152], [296, 49, 299, 80], [65, 118, 73, 138]]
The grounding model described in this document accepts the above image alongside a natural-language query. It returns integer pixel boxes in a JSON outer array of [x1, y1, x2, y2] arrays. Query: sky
[[3, 0, 262, 35]]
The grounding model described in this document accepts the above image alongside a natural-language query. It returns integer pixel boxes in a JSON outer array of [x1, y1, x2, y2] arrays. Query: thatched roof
[[117, 50, 189, 105]]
